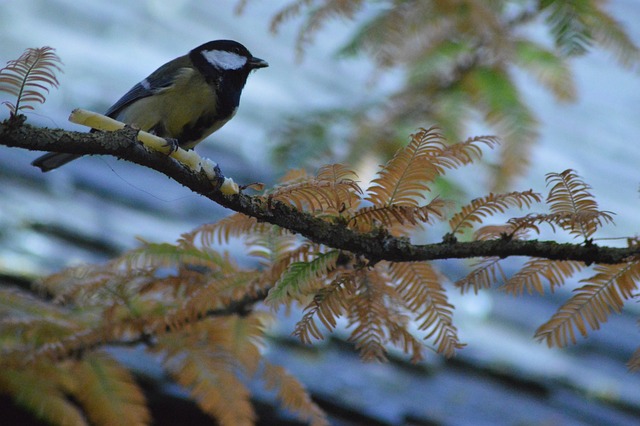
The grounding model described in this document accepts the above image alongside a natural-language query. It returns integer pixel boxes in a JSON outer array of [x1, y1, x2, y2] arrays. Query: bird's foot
[[162, 137, 180, 154]]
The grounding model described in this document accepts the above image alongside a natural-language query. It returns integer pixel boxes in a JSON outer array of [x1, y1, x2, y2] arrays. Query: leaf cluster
[[240, 0, 639, 188], [0, 46, 62, 117], [3, 126, 639, 425]]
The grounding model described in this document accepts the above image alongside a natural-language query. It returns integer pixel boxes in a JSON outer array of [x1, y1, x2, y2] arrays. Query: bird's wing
[[104, 55, 191, 118]]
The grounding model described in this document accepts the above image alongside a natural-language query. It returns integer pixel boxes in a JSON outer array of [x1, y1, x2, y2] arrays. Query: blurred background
[[2, 0, 640, 424]]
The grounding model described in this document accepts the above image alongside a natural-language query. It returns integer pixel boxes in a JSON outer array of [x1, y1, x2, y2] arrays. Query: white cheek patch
[[201, 50, 247, 70], [140, 78, 152, 90]]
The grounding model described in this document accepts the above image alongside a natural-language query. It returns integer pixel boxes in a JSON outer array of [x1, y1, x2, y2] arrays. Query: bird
[[32, 40, 268, 172]]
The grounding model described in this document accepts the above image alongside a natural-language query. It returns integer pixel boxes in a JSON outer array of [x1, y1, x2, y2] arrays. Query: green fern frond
[[535, 260, 640, 347], [0, 46, 62, 115], [266, 250, 340, 305], [541, 0, 593, 57]]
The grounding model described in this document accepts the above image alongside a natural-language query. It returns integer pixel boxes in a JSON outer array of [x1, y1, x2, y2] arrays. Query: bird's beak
[[249, 56, 269, 69]]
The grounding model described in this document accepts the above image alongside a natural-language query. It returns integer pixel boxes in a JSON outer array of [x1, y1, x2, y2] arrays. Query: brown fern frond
[[365, 127, 444, 207], [507, 213, 553, 235], [432, 134, 500, 173], [214, 314, 268, 376], [269, 164, 361, 215], [346, 270, 391, 362], [175, 271, 263, 329], [158, 328, 256, 426], [182, 213, 262, 246], [348, 198, 447, 233], [246, 228, 300, 266], [455, 257, 506, 294], [386, 321, 426, 363], [117, 242, 229, 273], [629, 347, 640, 372], [0, 361, 87, 426], [449, 190, 542, 234], [545, 169, 615, 239], [270, 0, 364, 56], [501, 259, 583, 296], [293, 272, 357, 343], [535, 259, 640, 347], [262, 363, 329, 426], [389, 262, 464, 357], [473, 224, 531, 241], [0, 47, 62, 115], [71, 352, 150, 426]]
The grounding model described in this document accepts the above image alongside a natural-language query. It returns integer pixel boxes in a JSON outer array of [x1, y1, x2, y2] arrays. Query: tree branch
[[2, 119, 638, 265]]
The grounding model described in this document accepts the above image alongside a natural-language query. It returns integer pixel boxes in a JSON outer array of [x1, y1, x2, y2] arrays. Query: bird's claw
[[163, 137, 180, 154]]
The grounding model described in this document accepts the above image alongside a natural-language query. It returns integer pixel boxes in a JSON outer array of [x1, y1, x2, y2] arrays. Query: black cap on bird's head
[[190, 40, 268, 77]]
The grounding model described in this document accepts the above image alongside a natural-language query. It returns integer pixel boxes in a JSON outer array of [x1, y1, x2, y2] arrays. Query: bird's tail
[[31, 153, 81, 172]]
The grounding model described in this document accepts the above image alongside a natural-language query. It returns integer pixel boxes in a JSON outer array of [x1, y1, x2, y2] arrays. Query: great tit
[[32, 40, 268, 172]]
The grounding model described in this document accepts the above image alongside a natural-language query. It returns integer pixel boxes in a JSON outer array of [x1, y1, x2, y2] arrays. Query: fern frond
[[432, 134, 500, 173], [629, 347, 640, 372], [472, 224, 530, 241], [0, 46, 62, 115], [270, 0, 364, 56], [117, 242, 228, 272], [365, 127, 443, 206], [71, 352, 150, 426], [501, 259, 583, 296], [348, 198, 447, 233], [535, 260, 640, 347], [159, 332, 256, 426], [293, 272, 357, 343], [262, 363, 329, 426], [347, 271, 391, 362], [365, 128, 497, 207], [513, 38, 576, 101], [449, 190, 541, 234], [389, 262, 463, 357], [266, 250, 340, 305], [455, 257, 506, 294], [545, 169, 615, 239], [386, 321, 426, 363], [182, 213, 261, 246], [541, 0, 593, 57], [0, 361, 87, 426], [216, 314, 268, 376], [587, 5, 640, 69], [269, 163, 361, 215], [174, 270, 262, 329]]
